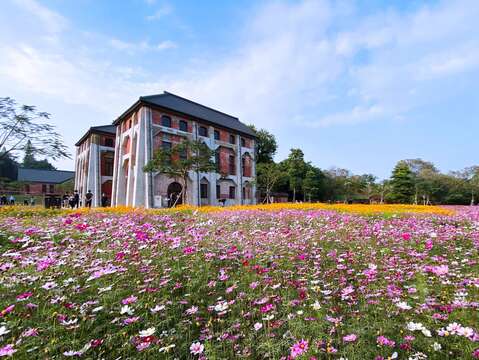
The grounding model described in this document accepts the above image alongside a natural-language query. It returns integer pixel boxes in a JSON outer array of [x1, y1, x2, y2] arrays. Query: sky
[[0, 0, 478, 179]]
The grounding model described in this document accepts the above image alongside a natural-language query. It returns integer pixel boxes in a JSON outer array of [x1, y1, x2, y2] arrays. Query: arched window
[[161, 115, 172, 127], [199, 126, 208, 137], [179, 120, 188, 132]]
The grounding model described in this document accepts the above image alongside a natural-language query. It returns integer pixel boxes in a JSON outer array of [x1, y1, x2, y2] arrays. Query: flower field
[[0, 205, 478, 359]]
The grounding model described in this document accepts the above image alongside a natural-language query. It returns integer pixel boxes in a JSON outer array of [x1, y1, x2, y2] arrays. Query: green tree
[[389, 161, 415, 203], [282, 148, 308, 202], [22, 140, 56, 170], [0, 97, 70, 161], [256, 162, 284, 203], [403, 159, 439, 204], [459, 166, 479, 205], [143, 139, 215, 205], [303, 166, 324, 202], [247, 125, 277, 164]]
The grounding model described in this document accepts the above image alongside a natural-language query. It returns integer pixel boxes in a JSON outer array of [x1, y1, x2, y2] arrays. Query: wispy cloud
[[145, 3, 172, 21], [109, 38, 176, 53], [12, 0, 68, 34]]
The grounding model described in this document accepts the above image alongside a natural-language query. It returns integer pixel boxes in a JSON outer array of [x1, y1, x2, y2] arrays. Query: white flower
[[254, 322, 262, 331], [92, 306, 103, 313], [214, 301, 228, 312], [120, 305, 133, 315], [139, 327, 156, 337], [396, 301, 412, 310], [98, 286, 112, 294], [150, 304, 165, 314], [0, 326, 10, 336], [42, 281, 57, 290], [407, 322, 424, 332], [458, 326, 474, 338], [189, 342, 204, 355], [432, 342, 442, 351], [311, 300, 321, 310], [421, 328, 432, 337]]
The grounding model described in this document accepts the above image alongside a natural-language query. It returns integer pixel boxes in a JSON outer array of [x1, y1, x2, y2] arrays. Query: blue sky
[[1, 0, 478, 178]]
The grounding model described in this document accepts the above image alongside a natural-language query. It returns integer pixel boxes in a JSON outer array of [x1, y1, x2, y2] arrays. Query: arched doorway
[[167, 182, 183, 207]]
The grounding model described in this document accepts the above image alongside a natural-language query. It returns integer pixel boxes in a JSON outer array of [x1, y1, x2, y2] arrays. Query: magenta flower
[[377, 335, 395, 347], [0, 344, 16, 357], [290, 339, 308, 358], [121, 295, 138, 305], [343, 334, 358, 342]]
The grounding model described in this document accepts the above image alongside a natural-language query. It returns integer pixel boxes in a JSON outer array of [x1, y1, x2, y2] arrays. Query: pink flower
[[183, 246, 196, 255], [21, 328, 38, 337], [0, 305, 14, 318], [185, 306, 198, 315], [472, 348, 479, 359], [401, 233, 411, 240], [190, 342, 204, 355], [377, 335, 395, 347], [260, 303, 274, 313], [121, 295, 138, 305], [16, 292, 33, 301], [343, 334, 358, 342], [0, 344, 16, 357], [290, 339, 308, 358]]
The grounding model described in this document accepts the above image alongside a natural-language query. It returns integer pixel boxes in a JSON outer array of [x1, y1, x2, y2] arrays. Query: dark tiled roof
[[115, 92, 256, 138], [75, 124, 116, 146], [17, 168, 75, 184], [91, 125, 116, 134]]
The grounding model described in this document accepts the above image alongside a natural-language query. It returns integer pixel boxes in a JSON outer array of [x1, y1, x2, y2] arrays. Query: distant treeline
[[249, 125, 479, 205]]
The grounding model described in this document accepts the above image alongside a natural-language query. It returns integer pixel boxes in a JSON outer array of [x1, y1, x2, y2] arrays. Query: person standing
[[73, 190, 80, 209], [30, 196, 35, 206], [101, 193, 108, 207], [0, 195, 6, 205], [63, 192, 70, 208], [85, 190, 93, 208], [8, 195, 15, 205]]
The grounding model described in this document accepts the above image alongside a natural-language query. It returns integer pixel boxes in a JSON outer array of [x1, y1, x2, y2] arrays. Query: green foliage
[[247, 125, 277, 164], [389, 161, 415, 203], [22, 140, 56, 170]]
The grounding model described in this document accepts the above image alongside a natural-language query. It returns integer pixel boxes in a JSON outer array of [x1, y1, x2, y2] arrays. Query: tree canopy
[[0, 97, 70, 161]]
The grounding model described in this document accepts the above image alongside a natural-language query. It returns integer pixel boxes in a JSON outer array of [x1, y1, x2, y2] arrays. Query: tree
[[143, 139, 216, 205], [22, 140, 56, 170], [247, 125, 277, 164], [403, 159, 439, 204], [459, 166, 479, 205], [389, 161, 414, 203], [0, 97, 70, 161], [282, 148, 308, 202], [256, 162, 284, 203], [360, 174, 377, 203], [303, 166, 323, 202]]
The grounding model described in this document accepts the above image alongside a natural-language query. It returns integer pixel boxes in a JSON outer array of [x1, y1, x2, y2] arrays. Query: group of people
[[62, 190, 109, 209], [0, 194, 36, 206], [0, 194, 16, 205]]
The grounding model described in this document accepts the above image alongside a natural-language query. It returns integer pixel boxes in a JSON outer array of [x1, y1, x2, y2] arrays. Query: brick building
[[17, 168, 74, 195], [74, 125, 116, 207], [74, 92, 256, 208]]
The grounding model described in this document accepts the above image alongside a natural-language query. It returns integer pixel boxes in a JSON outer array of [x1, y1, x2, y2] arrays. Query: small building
[[17, 168, 74, 195], [74, 125, 116, 207]]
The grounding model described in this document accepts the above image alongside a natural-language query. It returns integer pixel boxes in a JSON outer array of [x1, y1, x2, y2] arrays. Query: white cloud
[[109, 38, 176, 53], [146, 3, 172, 21], [12, 0, 68, 34]]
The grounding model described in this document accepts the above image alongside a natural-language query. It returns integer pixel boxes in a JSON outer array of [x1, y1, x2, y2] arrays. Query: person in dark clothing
[[101, 193, 108, 207], [0, 195, 5, 205], [73, 190, 80, 208], [85, 190, 93, 208]]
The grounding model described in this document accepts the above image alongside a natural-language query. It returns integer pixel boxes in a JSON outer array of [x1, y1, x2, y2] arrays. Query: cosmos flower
[[190, 342, 204, 355]]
